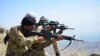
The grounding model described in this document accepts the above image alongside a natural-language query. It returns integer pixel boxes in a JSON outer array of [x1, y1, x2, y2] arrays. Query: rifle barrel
[[62, 35, 84, 42]]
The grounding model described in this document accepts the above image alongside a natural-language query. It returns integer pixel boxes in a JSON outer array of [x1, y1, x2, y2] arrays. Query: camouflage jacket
[[26, 39, 52, 56], [24, 26, 52, 56], [26, 33, 52, 56], [6, 26, 38, 56]]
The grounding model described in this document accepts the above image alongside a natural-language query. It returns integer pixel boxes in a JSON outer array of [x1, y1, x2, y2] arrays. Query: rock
[[0, 26, 8, 56], [90, 54, 100, 56]]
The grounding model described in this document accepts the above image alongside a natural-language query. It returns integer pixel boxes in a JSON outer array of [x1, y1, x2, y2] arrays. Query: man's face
[[48, 25, 55, 31], [24, 25, 36, 31]]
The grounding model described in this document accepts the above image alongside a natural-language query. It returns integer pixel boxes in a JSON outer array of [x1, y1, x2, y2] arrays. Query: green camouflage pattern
[[6, 26, 38, 56], [26, 36, 52, 56]]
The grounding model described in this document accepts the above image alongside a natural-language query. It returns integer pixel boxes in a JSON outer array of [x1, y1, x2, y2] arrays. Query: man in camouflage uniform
[[6, 12, 44, 56], [26, 17, 63, 56]]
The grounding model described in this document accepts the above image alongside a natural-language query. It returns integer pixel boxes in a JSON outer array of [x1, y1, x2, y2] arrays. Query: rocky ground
[[45, 41, 100, 56], [0, 34, 7, 56]]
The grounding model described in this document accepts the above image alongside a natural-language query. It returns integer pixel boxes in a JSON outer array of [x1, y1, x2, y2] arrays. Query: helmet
[[38, 16, 48, 25], [21, 12, 36, 25]]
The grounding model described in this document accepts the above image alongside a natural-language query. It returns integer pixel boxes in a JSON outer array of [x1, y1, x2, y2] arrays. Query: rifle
[[36, 20, 83, 56], [62, 35, 84, 42], [57, 24, 74, 30], [20, 28, 83, 41]]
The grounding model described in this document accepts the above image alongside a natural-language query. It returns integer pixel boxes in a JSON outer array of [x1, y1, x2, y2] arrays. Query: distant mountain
[[45, 41, 100, 56], [67, 41, 100, 55]]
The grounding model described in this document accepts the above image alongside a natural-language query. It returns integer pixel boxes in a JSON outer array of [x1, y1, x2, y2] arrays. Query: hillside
[[45, 41, 100, 56]]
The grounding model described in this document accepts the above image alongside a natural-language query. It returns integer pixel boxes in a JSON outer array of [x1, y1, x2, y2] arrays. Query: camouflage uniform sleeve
[[9, 27, 38, 48]]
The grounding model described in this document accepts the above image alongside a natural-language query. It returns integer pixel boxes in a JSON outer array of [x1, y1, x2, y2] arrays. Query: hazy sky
[[0, 0, 100, 42]]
